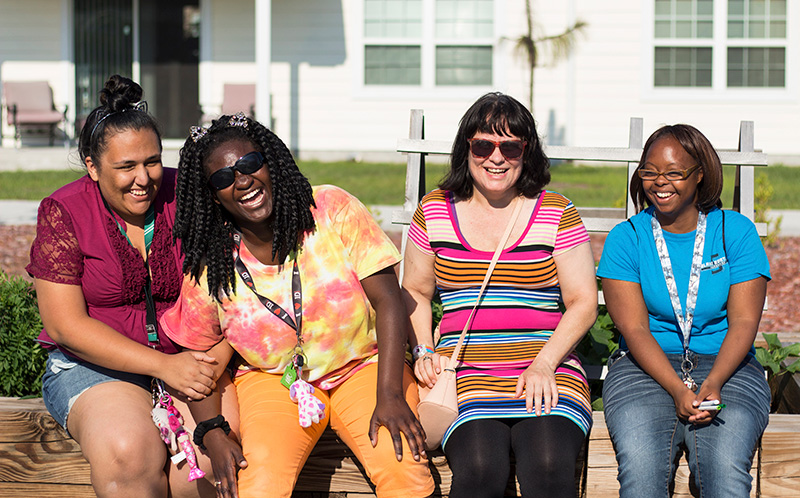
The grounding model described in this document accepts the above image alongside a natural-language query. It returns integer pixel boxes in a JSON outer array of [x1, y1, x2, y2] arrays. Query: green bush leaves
[[0, 270, 46, 397]]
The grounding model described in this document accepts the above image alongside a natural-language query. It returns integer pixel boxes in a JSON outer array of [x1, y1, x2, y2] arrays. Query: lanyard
[[651, 211, 706, 385], [104, 201, 159, 345], [231, 231, 303, 350]]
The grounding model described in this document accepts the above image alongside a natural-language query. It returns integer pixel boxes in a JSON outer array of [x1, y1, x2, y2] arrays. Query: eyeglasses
[[468, 139, 527, 160], [637, 164, 701, 182], [208, 151, 265, 190]]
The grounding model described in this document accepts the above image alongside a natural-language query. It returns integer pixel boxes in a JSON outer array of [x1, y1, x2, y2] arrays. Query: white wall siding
[[0, 0, 71, 144]]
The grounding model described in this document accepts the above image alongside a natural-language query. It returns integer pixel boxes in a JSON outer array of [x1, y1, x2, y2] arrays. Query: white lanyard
[[651, 210, 706, 389]]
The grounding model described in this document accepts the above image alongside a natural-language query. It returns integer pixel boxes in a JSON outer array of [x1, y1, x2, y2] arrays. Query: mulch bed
[[2, 225, 797, 334]]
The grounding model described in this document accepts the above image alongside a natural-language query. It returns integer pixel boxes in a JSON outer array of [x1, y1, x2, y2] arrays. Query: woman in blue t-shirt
[[597, 124, 770, 497]]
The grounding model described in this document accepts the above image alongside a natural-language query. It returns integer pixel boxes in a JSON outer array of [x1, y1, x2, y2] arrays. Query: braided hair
[[78, 74, 161, 165], [174, 114, 316, 301]]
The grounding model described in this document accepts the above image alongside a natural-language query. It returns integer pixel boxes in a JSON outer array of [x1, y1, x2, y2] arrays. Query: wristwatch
[[412, 344, 434, 361]]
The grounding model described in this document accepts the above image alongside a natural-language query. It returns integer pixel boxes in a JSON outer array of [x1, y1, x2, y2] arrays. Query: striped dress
[[408, 189, 593, 448]]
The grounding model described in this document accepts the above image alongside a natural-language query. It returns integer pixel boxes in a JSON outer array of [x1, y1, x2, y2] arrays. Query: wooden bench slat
[[0, 482, 95, 498], [397, 140, 768, 167]]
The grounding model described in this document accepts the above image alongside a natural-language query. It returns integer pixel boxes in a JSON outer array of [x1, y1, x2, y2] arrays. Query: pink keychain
[[289, 378, 326, 428], [151, 382, 206, 481]]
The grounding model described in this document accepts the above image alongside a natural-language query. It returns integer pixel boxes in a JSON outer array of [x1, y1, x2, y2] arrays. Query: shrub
[[0, 270, 46, 397]]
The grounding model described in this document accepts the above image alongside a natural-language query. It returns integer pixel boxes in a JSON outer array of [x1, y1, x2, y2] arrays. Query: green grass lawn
[[1, 162, 797, 209]]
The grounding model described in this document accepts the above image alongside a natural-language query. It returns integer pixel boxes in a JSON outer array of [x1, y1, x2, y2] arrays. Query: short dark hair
[[78, 74, 162, 165], [630, 124, 723, 213], [439, 92, 550, 199], [174, 114, 316, 301]]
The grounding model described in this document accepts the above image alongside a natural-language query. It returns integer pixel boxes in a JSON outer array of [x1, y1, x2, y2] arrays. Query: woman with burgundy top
[[27, 75, 238, 498]]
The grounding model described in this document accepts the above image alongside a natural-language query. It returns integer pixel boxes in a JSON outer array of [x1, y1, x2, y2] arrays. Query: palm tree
[[514, 0, 587, 113]]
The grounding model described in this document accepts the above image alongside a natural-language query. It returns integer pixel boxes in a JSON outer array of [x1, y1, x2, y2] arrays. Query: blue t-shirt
[[597, 207, 770, 355]]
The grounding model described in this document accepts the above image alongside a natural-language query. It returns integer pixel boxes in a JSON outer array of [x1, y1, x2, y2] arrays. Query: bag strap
[[445, 196, 526, 371]]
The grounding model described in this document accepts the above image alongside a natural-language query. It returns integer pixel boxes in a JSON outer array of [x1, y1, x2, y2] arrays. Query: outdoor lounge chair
[[2, 81, 68, 146], [202, 83, 256, 124]]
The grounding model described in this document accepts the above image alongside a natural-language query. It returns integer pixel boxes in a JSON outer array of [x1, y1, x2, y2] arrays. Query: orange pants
[[233, 362, 434, 498]]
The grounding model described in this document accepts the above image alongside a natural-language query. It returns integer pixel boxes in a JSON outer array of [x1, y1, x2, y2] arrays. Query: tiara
[[90, 100, 149, 140], [229, 112, 248, 128], [190, 125, 208, 142]]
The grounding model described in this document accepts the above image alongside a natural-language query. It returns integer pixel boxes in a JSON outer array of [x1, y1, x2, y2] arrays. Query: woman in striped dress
[[402, 92, 597, 498]]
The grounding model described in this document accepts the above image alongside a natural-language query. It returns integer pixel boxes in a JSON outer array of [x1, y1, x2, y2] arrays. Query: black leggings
[[444, 416, 586, 498]]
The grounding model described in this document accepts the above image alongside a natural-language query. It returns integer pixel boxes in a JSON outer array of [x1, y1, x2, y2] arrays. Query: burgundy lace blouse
[[26, 168, 183, 356]]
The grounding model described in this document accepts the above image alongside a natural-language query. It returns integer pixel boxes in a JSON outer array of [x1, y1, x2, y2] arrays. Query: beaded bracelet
[[192, 414, 231, 451]]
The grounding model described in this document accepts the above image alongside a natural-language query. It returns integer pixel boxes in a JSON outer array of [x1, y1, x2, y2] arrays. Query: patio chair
[[221, 83, 255, 117], [2, 81, 68, 146], [202, 83, 256, 124]]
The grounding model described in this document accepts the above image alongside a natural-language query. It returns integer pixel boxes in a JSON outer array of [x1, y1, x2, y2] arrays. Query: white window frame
[[642, 0, 797, 102], [352, 0, 506, 100]]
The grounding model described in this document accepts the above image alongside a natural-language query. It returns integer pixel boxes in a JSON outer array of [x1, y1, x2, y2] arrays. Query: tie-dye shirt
[[160, 185, 400, 389]]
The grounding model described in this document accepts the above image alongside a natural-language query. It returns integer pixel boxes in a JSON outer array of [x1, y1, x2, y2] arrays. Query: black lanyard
[[232, 232, 303, 344]]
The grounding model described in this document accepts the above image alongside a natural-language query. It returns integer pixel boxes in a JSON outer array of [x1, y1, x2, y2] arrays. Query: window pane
[[365, 46, 421, 85], [655, 20, 672, 38], [729, 0, 745, 15], [769, 21, 786, 38], [697, 20, 713, 37], [768, 69, 785, 87], [749, 20, 766, 38], [696, 69, 712, 86], [726, 47, 785, 87], [749, 0, 766, 15], [676, 20, 693, 37], [655, 69, 671, 86], [728, 20, 745, 37], [728, 68, 744, 86], [770, 0, 786, 15], [729, 48, 743, 64], [655, 0, 671, 16], [436, 45, 492, 85], [364, 0, 422, 38], [653, 46, 712, 87], [698, 0, 713, 15], [676, 0, 692, 15], [436, 0, 493, 39]]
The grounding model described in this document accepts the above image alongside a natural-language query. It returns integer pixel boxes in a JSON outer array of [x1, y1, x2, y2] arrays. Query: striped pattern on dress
[[408, 189, 593, 448]]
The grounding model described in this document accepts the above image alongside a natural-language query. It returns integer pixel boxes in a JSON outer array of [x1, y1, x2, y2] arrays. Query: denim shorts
[[42, 349, 152, 433]]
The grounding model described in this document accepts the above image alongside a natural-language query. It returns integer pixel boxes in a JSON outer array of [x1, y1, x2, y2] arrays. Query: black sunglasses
[[208, 151, 265, 190]]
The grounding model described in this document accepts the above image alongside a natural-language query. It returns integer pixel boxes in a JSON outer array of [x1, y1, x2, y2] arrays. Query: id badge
[[280, 363, 298, 389]]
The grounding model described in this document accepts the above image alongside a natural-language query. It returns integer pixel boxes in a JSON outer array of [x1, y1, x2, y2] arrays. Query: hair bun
[[98, 74, 144, 112]]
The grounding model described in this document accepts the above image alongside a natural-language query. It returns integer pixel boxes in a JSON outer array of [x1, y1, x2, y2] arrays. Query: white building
[[0, 0, 797, 162]]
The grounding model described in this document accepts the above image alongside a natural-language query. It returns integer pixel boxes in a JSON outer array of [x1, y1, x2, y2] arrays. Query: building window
[[728, 47, 786, 86], [655, 47, 713, 86], [363, 0, 494, 87], [654, 0, 714, 38], [651, 0, 787, 89], [727, 0, 787, 38]]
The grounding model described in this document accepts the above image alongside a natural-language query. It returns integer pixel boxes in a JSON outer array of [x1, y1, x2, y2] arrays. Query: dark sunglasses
[[468, 138, 527, 160], [208, 151, 265, 190]]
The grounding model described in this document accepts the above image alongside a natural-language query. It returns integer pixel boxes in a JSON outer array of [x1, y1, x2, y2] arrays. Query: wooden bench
[[1, 398, 798, 497]]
